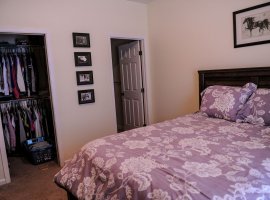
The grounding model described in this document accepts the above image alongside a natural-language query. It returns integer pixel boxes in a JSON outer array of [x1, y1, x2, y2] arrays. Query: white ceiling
[[127, 0, 155, 4]]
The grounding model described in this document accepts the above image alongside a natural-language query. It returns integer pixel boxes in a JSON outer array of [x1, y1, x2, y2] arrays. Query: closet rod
[[0, 96, 50, 104], [0, 46, 44, 53]]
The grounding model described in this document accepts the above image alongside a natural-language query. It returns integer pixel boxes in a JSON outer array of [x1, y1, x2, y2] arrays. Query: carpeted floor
[[0, 157, 67, 200]]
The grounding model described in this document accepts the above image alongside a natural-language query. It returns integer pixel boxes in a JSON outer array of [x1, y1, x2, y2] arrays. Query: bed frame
[[67, 192, 77, 200], [198, 66, 270, 103], [64, 66, 270, 200]]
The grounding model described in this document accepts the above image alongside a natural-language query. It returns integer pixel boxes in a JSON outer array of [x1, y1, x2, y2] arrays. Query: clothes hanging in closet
[[0, 52, 38, 99], [0, 99, 50, 153]]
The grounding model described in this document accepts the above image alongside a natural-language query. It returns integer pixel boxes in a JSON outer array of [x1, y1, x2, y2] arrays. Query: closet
[[0, 33, 58, 185]]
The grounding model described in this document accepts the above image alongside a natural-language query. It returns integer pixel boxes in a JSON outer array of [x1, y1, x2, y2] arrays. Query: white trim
[[109, 35, 150, 127], [139, 39, 150, 125], [0, 178, 7, 185], [43, 33, 63, 166], [0, 178, 8, 186], [0, 116, 11, 185]]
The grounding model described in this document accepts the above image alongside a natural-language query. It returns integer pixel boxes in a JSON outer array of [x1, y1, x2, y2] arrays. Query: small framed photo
[[74, 52, 92, 66], [78, 89, 95, 104], [76, 71, 93, 85], [72, 33, 90, 47], [233, 2, 270, 48]]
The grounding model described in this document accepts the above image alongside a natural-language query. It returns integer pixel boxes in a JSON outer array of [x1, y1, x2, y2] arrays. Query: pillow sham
[[236, 88, 270, 126], [200, 83, 257, 121]]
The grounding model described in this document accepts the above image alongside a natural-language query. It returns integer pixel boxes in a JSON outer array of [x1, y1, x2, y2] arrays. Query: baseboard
[[0, 178, 7, 186]]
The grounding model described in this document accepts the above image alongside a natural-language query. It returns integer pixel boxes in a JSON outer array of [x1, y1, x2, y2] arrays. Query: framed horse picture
[[76, 71, 93, 85], [78, 89, 95, 104], [233, 2, 270, 48], [74, 52, 92, 66], [72, 33, 90, 48]]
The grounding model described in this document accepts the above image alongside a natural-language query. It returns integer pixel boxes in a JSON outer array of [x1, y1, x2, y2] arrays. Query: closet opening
[[0, 32, 58, 185]]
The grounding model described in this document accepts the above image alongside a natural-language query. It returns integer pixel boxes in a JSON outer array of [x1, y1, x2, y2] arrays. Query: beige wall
[[148, 0, 270, 122], [0, 0, 150, 165]]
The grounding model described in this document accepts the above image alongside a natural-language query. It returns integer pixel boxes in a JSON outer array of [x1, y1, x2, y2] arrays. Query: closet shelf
[[0, 44, 44, 48], [0, 95, 50, 104]]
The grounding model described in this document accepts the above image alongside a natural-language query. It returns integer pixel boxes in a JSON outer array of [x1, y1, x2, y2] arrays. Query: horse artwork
[[233, 2, 270, 47], [242, 16, 270, 37]]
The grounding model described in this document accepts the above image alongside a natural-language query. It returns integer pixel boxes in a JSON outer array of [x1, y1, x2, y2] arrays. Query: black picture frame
[[76, 71, 93, 85], [233, 2, 270, 48], [72, 33, 90, 48], [78, 89, 95, 104], [74, 52, 92, 66]]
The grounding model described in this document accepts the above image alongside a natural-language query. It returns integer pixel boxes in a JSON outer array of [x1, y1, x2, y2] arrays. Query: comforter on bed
[[54, 113, 270, 200]]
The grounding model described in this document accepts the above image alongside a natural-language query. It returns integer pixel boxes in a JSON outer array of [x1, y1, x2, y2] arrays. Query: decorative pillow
[[236, 88, 270, 126], [200, 83, 257, 121]]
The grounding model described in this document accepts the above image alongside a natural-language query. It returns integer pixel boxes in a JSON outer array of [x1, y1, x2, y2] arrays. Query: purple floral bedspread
[[54, 113, 270, 200]]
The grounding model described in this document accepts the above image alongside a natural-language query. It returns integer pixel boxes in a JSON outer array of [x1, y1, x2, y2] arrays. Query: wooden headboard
[[198, 67, 270, 103]]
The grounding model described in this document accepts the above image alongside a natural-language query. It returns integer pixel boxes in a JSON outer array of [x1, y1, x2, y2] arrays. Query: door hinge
[[139, 50, 142, 56], [121, 92, 124, 96], [141, 88, 145, 93]]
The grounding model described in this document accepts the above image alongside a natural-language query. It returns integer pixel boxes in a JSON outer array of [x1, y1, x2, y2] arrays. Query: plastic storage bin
[[24, 137, 54, 165]]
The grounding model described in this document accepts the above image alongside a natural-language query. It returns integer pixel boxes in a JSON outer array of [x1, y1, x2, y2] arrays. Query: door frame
[[0, 116, 10, 185], [110, 36, 149, 129]]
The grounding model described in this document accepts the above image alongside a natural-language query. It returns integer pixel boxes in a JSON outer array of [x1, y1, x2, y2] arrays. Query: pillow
[[200, 83, 257, 121], [236, 88, 270, 126]]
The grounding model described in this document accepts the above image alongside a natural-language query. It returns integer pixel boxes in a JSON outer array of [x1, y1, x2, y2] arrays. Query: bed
[[54, 67, 270, 200]]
